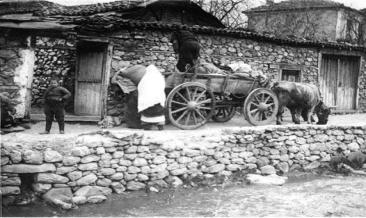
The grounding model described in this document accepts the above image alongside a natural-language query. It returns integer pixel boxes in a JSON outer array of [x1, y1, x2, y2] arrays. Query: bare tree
[[193, 0, 264, 28]]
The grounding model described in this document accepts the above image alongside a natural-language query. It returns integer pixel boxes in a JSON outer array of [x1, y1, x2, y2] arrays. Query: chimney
[[266, 0, 274, 5]]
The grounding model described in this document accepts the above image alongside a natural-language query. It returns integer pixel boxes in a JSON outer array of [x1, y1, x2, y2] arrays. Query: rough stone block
[[76, 173, 97, 186], [2, 176, 21, 186], [1, 186, 20, 195], [32, 183, 52, 193], [23, 150, 43, 164], [36, 173, 69, 184], [44, 150, 63, 163], [126, 181, 145, 191], [2, 164, 56, 173], [62, 156, 81, 166]]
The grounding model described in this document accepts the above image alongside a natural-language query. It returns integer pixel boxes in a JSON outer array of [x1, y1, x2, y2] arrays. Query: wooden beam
[[0, 21, 75, 30]]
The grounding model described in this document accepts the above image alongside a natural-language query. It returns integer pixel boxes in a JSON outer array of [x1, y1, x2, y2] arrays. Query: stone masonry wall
[[0, 32, 35, 118], [358, 57, 366, 111], [108, 29, 321, 117], [31, 36, 76, 113], [1, 125, 365, 205]]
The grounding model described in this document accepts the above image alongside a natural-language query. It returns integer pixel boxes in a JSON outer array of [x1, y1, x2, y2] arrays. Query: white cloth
[[228, 61, 252, 73], [141, 115, 165, 124], [137, 65, 166, 113]]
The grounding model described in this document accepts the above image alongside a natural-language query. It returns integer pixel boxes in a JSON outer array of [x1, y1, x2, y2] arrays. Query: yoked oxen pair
[[272, 81, 331, 125]]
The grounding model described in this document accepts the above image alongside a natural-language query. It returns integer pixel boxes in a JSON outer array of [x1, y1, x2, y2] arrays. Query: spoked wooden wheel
[[166, 82, 215, 130], [243, 88, 278, 126], [212, 95, 236, 122]]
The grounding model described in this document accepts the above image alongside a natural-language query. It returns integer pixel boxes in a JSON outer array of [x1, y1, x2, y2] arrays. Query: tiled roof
[[246, 0, 356, 13], [70, 14, 366, 52], [0, 0, 144, 16]]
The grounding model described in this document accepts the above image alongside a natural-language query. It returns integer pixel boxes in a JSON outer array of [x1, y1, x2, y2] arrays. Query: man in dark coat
[[171, 30, 200, 72], [40, 77, 71, 134]]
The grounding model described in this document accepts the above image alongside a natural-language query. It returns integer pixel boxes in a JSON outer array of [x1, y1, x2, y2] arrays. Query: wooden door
[[75, 44, 106, 116], [321, 55, 360, 111]]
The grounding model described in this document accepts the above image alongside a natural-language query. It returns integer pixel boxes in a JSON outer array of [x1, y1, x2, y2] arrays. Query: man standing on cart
[[171, 30, 201, 72]]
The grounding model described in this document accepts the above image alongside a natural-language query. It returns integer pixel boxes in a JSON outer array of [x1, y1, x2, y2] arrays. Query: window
[[281, 69, 301, 82]]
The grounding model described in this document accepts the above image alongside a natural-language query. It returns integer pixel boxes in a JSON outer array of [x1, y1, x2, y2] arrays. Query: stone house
[[245, 0, 366, 46], [1, 0, 366, 125]]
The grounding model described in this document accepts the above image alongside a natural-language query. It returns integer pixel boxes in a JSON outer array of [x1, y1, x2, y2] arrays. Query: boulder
[[112, 151, 124, 159], [43, 188, 73, 210], [133, 158, 148, 167], [78, 163, 98, 171], [71, 146, 90, 157], [63, 156, 81, 166], [1, 156, 9, 165], [148, 180, 169, 188], [171, 168, 187, 176], [67, 171, 83, 181], [56, 166, 77, 175], [36, 173, 69, 184], [111, 182, 125, 194], [74, 186, 112, 198], [81, 155, 100, 163], [208, 164, 225, 173], [101, 168, 116, 176], [23, 150, 43, 164], [137, 174, 149, 181], [2, 177, 21, 186], [110, 173, 124, 180], [76, 173, 97, 186], [260, 165, 276, 175], [126, 181, 146, 191], [1, 186, 20, 195], [304, 161, 320, 170], [348, 143, 360, 151], [246, 174, 287, 186], [226, 164, 241, 171], [1, 164, 56, 173], [44, 150, 63, 163], [9, 150, 22, 163], [87, 195, 107, 204], [166, 176, 183, 187], [97, 178, 112, 187], [277, 162, 289, 174], [72, 196, 87, 205], [96, 147, 105, 155], [32, 183, 52, 194]]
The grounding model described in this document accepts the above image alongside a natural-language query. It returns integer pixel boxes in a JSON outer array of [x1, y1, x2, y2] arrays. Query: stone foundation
[[1, 125, 365, 206]]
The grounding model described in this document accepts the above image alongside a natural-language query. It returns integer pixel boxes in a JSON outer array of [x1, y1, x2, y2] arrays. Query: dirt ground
[[3, 174, 366, 217], [2, 113, 366, 143]]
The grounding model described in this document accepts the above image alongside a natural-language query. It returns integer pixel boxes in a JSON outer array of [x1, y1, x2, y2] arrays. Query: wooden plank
[[74, 44, 106, 116], [75, 83, 102, 115], [102, 44, 113, 118]]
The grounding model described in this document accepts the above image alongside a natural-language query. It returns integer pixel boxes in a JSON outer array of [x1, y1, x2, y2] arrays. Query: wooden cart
[[165, 72, 279, 130]]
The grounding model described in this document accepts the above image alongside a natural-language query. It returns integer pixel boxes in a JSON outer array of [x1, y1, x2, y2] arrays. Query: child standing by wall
[[40, 77, 71, 134]]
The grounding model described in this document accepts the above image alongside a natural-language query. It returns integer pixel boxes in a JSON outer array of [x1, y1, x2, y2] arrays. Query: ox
[[272, 81, 330, 125]]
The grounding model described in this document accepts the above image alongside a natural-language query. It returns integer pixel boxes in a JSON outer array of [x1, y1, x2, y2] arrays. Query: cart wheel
[[166, 82, 215, 130], [212, 95, 236, 122], [243, 88, 278, 126]]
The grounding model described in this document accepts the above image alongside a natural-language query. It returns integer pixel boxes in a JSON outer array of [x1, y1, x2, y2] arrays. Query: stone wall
[[358, 58, 366, 111], [0, 32, 35, 119], [108, 29, 320, 117], [32, 36, 76, 113], [1, 125, 365, 205]]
